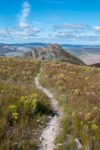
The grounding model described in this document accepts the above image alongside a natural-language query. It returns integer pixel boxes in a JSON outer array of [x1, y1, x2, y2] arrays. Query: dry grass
[[40, 61, 100, 150], [0, 58, 53, 150]]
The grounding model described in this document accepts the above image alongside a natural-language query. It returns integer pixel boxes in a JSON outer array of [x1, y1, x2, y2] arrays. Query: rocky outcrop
[[24, 44, 85, 65]]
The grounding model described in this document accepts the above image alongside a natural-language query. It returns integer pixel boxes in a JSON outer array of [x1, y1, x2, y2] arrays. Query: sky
[[0, 0, 100, 44]]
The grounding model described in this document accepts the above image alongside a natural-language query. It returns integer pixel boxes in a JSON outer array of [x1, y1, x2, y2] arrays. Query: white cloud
[[94, 26, 100, 30], [50, 27, 100, 43], [19, 1, 31, 28], [94, 26, 100, 34], [63, 23, 90, 29], [0, 26, 39, 38], [51, 31, 75, 37], [0, 2, 40, 42], [52, 23, 90, 31]]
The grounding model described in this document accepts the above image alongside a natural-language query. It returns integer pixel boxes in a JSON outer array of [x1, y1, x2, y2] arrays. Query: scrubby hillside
[[1, 57, 100, 150], [90, 63, 100, 67], [0, 58, 53, 150], [24, 44, 85, 65], [40, 61, 100, 150]]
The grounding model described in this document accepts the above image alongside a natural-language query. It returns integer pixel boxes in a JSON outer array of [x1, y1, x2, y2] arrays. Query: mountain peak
[[47, 43, 62, 48], [24, 44, 85, 65]]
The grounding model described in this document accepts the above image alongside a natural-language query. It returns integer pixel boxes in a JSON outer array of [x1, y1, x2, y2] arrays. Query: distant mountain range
[[8, 43, 49, 47], [0, 43, 100, 65], [1, 43, 100, 48]]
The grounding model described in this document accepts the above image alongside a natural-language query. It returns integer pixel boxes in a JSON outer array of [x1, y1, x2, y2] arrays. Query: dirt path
[[35, 71, 63, 150]]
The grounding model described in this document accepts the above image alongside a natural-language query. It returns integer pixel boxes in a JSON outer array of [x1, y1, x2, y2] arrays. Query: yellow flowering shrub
[[72, 112, 76, 117], [92, 106, 98, 112], [85, 76, 90, 80], [85, 112, 91, 121], [91, 123, 98, 130], [8, 105, 17, 113], [12, 112, 18, 120], [59, 73, 65, 79], [74, 89, 81, 95]]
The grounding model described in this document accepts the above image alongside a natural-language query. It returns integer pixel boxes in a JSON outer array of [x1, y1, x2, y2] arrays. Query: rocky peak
[[24, 44, 85, 65]]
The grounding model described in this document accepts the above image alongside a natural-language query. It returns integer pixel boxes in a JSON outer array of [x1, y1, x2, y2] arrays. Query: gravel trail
[[35, 71, 63, 150]]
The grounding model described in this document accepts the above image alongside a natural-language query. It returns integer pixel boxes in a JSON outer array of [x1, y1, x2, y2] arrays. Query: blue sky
[[0, 0, 100, 44]]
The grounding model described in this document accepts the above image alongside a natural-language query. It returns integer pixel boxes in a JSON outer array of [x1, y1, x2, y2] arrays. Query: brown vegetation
[[0, 58, 52, 150], [40, 61, 100, 150]]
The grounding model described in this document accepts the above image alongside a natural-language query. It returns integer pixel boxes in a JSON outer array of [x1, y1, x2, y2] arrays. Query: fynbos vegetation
[[40, 61, 100, 150], [0, 58, 52, 150], [1, 57, 100, 150]]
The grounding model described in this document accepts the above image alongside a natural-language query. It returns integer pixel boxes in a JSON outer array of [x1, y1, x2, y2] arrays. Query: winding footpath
[[35, 71, 63, 150]]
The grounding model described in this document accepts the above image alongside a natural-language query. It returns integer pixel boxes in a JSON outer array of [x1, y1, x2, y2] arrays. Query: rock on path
[[35, 72, 63, 150]]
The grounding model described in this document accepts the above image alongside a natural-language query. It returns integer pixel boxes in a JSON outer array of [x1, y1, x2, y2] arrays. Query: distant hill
[[0, 45, 33, 57], [24, 44, 85, 65], [90, 63, 100, 67], [8, 43, 49, 47], [0, 43, 49, 56]]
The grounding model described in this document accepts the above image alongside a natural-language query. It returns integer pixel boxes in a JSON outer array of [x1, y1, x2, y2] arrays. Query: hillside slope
[[1, 57, 100, 149], [39, 61, 100, 150], [90, 63, 100, 67], [24, 44, 85, 65], [0, 58, 53, 150]]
